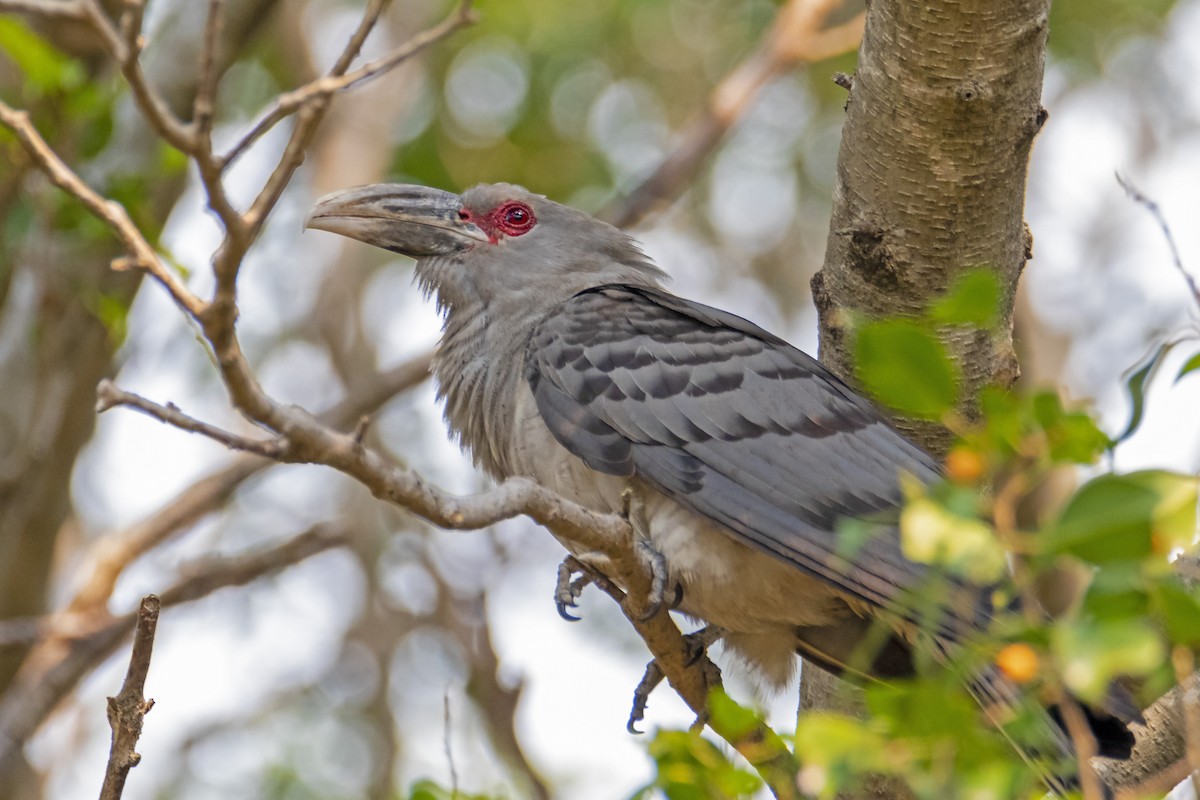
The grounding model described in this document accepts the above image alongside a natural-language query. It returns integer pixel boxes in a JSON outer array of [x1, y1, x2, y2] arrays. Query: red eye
[[492, 201, 536, 236]]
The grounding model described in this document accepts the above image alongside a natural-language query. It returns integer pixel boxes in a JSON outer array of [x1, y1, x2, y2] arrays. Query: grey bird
[[305, 182, 1136, 782]]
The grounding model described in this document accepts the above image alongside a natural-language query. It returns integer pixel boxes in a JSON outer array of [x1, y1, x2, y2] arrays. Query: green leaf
[[1177, 351, 1200, 383], [1116, 342, 1176, 443], [793, 713, 890, 771], [899, 497, 1006, 583], [1044, 470, 1199, 565], [1081, 564, 1150, 619], [1031, 391, 1110, 464], [642, 728, 762, 800], [1152, 579, 1200, 646], [855, 320, 959, 419], [929, 269, 1002, 328], [1053, 619, 1164, 704], [866, 680, 978, 740], [706, 687, 762, 741]]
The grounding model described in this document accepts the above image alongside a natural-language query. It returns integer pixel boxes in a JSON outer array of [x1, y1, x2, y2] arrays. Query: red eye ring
[[491, 201, 536, 236]]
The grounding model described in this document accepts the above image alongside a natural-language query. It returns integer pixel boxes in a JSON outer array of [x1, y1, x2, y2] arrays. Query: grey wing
[[526, 284, 988, 629]]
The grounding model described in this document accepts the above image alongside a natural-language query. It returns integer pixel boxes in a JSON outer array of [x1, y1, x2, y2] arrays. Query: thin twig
[[71, 352, 432, 613], [98, 594, 160, 800], [0, 528, 349, 774], [96, 379, 286, 458], [189, 0, 245, 233], [443, 688, 459, 798], [1118, 173, 1200, 312], [202, 0, 473, 365], [90, 0, 196, 153], [241, 0, 474, 227], [194, 0, 224, 141], [603, 0, 863, 228], [0, 100, 206, 317], [0, 0, 86, 18], [221, 1, 475, 170]]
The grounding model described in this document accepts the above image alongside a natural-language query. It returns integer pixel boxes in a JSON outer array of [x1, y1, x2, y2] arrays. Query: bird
[[305, 181, 1136, 787]]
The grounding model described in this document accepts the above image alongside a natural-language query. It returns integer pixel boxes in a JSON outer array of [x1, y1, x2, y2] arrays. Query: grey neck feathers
[[418, 248, 665, 478]]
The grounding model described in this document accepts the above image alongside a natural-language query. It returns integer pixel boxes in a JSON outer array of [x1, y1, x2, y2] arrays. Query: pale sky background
[[25, 1, 1200, 798]]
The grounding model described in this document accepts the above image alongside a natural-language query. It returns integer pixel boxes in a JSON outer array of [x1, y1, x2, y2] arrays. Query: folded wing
[[526, 284, 989, 630]]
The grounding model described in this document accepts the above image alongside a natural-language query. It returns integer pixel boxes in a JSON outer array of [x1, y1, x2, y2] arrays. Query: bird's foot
[[554, 556, 594, 621], [633, 540, 672, 621], [627, 626, 724, 734], [620, 487, 677, 621], [628, 659, 664, 734]]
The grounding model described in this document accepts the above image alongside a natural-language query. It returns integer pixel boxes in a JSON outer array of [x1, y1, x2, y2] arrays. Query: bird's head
[[305, 182, 665, 313]]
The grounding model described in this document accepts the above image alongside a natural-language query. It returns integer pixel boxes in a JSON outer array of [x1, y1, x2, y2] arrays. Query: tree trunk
[[811, 0, 1048, 454], [804, 0, 1050, 795]]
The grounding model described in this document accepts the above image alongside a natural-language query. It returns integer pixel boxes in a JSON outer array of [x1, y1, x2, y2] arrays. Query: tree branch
[[95, 379, 286, 458], [219, 0, 477, 170], [0, 0, 86, 19], [603, 0, 864, 229], [70, 351, 432, 614], [0, 527, 349, 773], [98, 594, 159, 800], [0, 100, 206, 317], [91, 0, 197, 153]]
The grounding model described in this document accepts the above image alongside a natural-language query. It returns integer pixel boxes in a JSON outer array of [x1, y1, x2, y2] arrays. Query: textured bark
[[803, 0, 1051, 795], [811, 0, 1048, 456]]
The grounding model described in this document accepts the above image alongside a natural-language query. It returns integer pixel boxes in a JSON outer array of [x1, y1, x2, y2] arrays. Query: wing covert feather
[[526, 284, 983, 626]]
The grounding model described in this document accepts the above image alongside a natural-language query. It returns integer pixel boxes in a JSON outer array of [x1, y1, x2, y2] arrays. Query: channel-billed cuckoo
[[306, 182, 1136, 789]]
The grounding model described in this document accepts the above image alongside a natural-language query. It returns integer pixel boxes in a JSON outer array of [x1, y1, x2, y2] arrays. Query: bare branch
[[585, 562, 799, 797], [193, 0, 224, 142], [0, 0, 85, 18], [98, 595, 160, 800], [222, 1, 474, 169], [71, 352, 432, 613], [603, 0, 863, 228], [0, 100, 207, 317], [199, 0, 474, 372], [1118, 173, 1200, 312], [187, 0, 248, 233], [241, 0, 475, 227], [81, 0, 197, 153], [0, 527, 349, 772], [95, 379, 286, 458]]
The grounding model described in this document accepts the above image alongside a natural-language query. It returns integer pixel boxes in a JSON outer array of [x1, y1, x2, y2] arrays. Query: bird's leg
[[627, 626, 724, 734], [554, 556, 593, 621], [621, 486, 672, 621], [627, 659, 664, 734]]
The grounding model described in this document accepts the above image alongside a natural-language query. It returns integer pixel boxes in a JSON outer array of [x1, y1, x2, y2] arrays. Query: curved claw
[[628, 660, 664, 734], [554, 557, 590, 622], [634, 540, 669, 622]]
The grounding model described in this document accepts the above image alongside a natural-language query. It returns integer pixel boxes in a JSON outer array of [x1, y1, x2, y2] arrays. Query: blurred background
[[1, 0, 1198, 797]]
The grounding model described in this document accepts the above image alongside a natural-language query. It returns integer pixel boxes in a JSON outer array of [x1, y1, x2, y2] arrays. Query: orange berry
[[945, 447, 985, 484], [996, 643, 1040, 684]]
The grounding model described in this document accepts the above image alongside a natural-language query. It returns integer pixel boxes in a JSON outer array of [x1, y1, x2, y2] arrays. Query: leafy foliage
[[855, 320, 959, 418], [650, 269, 1200, 796]]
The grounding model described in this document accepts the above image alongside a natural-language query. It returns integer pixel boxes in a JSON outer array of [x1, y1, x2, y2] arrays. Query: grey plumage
[[305, 181, 1136, 776]]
